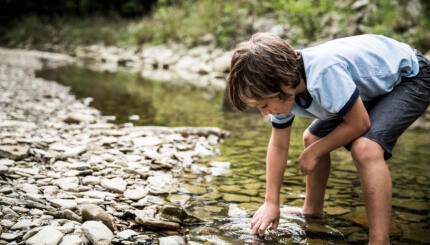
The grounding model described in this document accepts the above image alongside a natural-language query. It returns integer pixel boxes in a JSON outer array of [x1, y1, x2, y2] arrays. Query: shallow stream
[[37, 66, 430, 244]]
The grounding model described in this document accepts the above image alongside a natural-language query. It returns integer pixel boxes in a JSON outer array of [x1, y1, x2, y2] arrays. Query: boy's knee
[[303, 130, 319, 147], [351, 137, 384, 167]]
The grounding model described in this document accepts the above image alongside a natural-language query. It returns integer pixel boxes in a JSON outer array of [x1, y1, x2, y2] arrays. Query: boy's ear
[[280, 84, 295, 96]]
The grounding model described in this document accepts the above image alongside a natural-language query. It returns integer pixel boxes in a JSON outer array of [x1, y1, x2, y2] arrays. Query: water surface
[[37, 66, 430, 244]]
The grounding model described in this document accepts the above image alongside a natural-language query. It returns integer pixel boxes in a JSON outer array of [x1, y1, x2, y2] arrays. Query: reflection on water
[[37, 66, 430, 244]]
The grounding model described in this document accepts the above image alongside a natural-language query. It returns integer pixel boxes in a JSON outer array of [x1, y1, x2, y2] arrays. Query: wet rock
[[305, 221, 344, 240], [222, 193, 251, 203], [159, 205, 201, 224], [82, 221, 114, 245], [392, 198, 429, 211], [167, 194, 191, 206], [325, 206, 350, 216], [178, 183, 207, 195], [343, 209, 402, 236], [135, 218, 180, 230]]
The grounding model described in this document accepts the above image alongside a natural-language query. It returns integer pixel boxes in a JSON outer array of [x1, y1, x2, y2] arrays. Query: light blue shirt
[[271, 34, 419, 128]]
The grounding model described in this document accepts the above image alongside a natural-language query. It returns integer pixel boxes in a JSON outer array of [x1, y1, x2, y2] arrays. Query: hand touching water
[[250, 202, 280, 236]]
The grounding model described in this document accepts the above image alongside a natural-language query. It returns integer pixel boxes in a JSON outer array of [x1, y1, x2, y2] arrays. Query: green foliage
[[0, 15, 131, 49], [1, 0, 429, 51], [270, 0, 335, 41], [132, 0, 254, 48]]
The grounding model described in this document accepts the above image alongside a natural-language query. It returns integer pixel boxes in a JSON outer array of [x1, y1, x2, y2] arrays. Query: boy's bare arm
[[299, 97, 370, 174], [265, 126, 291, 203], [251, 126, 291, 235]]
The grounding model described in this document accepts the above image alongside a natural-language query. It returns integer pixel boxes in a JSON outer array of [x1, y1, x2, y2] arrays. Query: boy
[[227, 32, 429, 244]]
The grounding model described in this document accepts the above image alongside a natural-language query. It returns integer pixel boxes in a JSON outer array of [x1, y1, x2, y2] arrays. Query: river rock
[[116, 229, 139, 240], [80, 204, 115, 231], [0, 47, 229, 245], [0, 144, 29, 160], [100, 177, 127, 193], [123, 186, 148, 200], [159, 235, 185, 245], [25, 226, 64, 245], [58, 234, 83, 245], [81, 221, 114, 245], [135, 218, 180, 230]]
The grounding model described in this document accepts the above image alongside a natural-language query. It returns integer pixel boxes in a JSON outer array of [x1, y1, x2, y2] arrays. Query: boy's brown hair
[[227, 32, 302, 111]]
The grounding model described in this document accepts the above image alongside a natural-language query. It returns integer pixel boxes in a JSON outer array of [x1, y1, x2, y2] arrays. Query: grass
[[1, 0, 429, 52]]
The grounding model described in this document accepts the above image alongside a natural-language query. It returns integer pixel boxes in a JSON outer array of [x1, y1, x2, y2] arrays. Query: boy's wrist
[[264, 195, 280, 205]]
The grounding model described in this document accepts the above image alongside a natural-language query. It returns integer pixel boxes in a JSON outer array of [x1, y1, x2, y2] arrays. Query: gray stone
[[124, 186, 148, 200], [0, 163, 8, 174], [49, 199, 77, 209], [1, 232, 20, 241], [159, 235, 185, 245], [59, 234, 83, 245], [80, 204, 115, 231], [100, 177, 127, 193], [54, 177, 79, 191], [116, 229, 138, 240], [0, 144, 29, 160], [81, 221, 114, 245], [25, 226, 64, 245], [11, 219, 37, 230], [135, 217, 180, 230]]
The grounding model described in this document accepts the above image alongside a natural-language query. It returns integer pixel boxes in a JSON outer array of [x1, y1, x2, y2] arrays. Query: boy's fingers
[[271, 218, 279, 230], [250, 214, 260, 228], [250, 219, 262, 235], [258, 220, 270, 236]]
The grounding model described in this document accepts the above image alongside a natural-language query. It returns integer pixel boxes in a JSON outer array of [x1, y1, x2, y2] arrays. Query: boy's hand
[[298, 148, 319, 175], [250, 202, 280, 236]]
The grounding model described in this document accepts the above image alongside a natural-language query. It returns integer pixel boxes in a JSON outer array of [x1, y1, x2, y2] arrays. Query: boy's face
[[248, 96, 295, 116], [247, 85, 296, 116]]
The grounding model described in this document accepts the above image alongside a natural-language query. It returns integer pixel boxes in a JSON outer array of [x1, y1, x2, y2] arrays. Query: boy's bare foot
[[280, 206, 324, 218]]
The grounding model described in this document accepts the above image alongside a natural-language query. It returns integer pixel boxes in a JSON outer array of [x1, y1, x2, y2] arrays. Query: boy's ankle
[[368, 234, 390, 245], [301, 206, 324, 217]]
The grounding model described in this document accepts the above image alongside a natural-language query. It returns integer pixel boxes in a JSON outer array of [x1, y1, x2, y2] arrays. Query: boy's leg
[[349, 50, 429, 244], [351, 137, 391, 245], [302, 129, 331, 215]]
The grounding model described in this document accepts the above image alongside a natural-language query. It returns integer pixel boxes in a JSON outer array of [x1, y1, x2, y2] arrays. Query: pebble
[[0, 50, 228, 244]]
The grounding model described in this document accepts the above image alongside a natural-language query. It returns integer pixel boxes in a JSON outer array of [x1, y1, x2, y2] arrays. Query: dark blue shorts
[[308, 50, 430, 160]]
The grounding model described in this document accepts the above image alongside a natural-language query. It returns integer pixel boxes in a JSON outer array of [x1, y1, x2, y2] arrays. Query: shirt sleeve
[[271, 113, 295, 129], [309, 63, 359, 118]]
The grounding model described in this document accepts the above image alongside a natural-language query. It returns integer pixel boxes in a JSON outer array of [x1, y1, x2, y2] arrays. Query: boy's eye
[[261, 105, 267, 109]]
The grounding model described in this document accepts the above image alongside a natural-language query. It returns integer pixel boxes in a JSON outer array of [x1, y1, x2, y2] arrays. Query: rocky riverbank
[[0, 49, 229, 244]]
